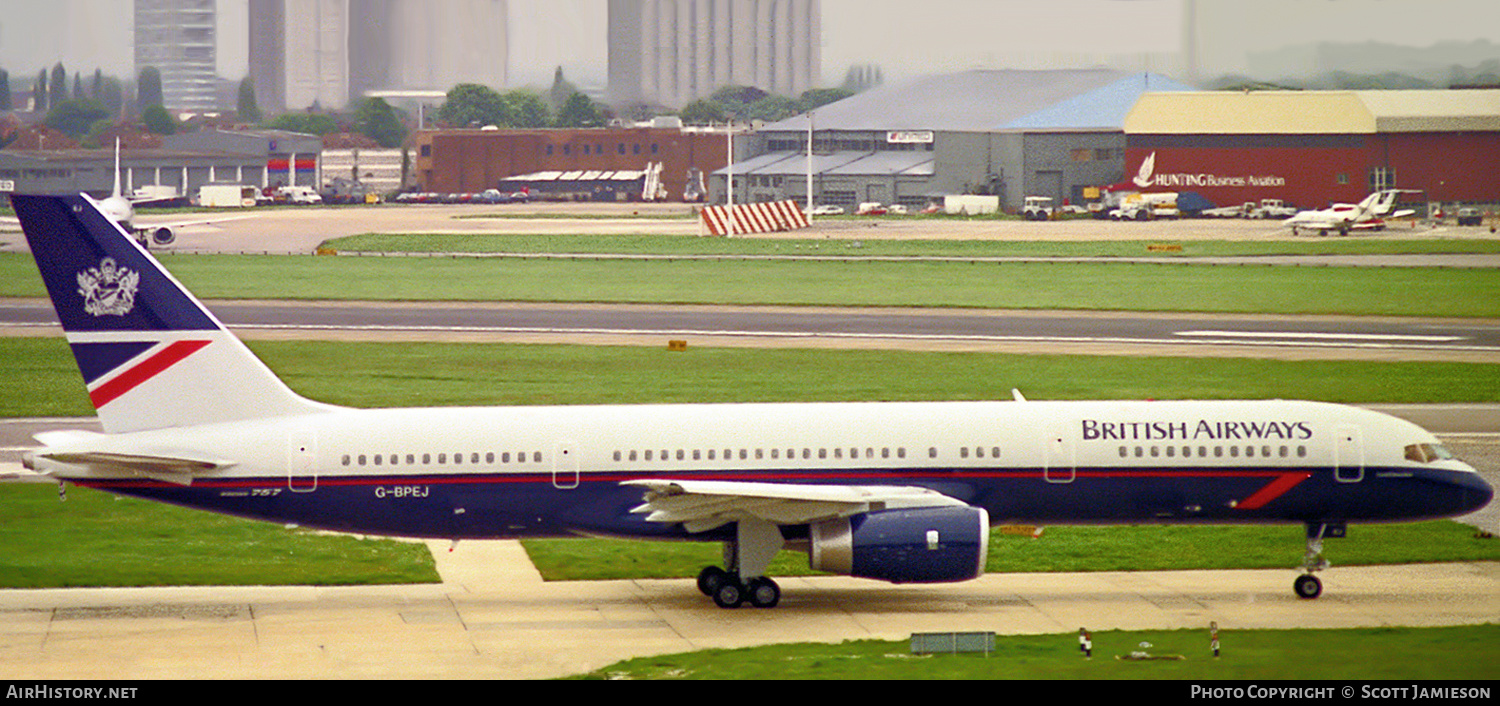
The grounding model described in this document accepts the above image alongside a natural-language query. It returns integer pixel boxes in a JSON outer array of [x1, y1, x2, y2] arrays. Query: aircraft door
[[287, 430, 318, 493], [1334, 425, 1364, 483], [552, 443, 579, 490], [1044, 426, 1076, 483]]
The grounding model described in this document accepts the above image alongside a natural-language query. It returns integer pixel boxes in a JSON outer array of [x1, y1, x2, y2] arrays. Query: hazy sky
[[488, 0, 1500, 86], [2, 0, 1498, 91]]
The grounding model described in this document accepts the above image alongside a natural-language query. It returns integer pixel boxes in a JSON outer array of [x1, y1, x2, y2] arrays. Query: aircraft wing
[[135, 214, 255, 231], [622, 479, 968, 533]]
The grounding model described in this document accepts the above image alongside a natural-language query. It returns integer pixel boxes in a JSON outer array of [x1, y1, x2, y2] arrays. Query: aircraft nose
[[1454, 467, 1494, 515]]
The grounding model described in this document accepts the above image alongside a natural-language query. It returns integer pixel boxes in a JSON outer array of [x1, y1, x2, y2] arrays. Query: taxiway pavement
[[0, 543, 1495, 680]]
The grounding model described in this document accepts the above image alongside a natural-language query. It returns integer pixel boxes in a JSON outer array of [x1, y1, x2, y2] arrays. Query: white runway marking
[[1175, 330, 1467, 343]]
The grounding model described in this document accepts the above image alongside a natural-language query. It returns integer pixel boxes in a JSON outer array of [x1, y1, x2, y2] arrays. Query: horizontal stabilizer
[[27, 430, 235, 486], [0, 466, 55, 483], [29, 450, 233, 486]]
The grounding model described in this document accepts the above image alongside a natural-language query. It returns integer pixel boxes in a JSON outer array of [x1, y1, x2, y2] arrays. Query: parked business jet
[[11, 193, 1492, 608], [1286, 189, 1420, 236]]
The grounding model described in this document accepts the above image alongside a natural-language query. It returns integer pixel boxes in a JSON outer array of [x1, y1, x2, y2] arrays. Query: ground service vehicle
[[197, 185, 259, 208], [1021, 196, 1054, 220]]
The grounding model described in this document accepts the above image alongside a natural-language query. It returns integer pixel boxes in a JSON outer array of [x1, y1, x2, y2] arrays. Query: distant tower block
[[609, 0, 821, 108]]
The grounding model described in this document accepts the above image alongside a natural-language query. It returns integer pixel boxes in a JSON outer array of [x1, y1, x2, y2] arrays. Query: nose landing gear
[[1295, 522, 1344, 599]]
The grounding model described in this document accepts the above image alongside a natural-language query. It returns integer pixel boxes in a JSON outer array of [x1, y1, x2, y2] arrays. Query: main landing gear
[[1294, 521, 1345, 599], [697, 566, 781, 608], [696, 519, 785, 609]]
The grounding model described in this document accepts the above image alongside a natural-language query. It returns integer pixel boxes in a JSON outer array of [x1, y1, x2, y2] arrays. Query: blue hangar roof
[[767, 69, 1194, 133]]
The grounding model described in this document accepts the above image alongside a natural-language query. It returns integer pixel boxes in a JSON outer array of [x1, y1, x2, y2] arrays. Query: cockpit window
[[1404, 443, 1455, 463]]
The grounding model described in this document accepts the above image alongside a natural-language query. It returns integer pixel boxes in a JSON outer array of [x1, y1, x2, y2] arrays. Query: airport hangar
[[0, 129, 325, 201], [712, 69, 1193, 212], [1122, 89, 1500, 211]]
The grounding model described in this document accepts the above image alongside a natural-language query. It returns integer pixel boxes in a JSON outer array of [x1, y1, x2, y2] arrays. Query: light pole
[[806, 111, 814, 219], [724, 116, 736, 209]]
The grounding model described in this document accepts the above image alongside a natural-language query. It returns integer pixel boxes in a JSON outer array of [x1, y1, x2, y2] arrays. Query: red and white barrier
[[700, 200, 810, 236]]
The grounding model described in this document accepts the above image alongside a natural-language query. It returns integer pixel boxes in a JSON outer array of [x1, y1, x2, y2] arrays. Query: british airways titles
[[1082, 419, 1314, 442]]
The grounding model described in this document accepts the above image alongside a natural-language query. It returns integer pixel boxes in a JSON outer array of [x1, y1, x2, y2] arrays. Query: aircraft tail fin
[[13, 194, 336, 433], [111, 138, 122, 200]]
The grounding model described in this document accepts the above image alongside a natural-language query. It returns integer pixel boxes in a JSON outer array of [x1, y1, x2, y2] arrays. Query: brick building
[[410, 125, 730, 201]]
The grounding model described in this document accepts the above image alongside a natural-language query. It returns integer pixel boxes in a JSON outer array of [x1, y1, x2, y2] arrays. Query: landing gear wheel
[[746, 577, 781, 608], [1294, 574, 1322, 599], [713, 579, 745, 609], [697, 566, 729, 596]]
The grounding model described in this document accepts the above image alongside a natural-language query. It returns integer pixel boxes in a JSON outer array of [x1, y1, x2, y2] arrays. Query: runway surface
[[4, 298, 1499, 362]]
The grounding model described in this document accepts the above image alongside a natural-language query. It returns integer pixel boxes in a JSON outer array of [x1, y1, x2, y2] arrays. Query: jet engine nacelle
[[133, 227, 176, 249], [147, 226, 176, 247], [809, 506, 989, 583]]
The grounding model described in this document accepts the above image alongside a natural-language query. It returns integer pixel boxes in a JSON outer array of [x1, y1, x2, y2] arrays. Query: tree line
[[0, 61, 410, 150], [3, 61, 883, 151], [434, 68, 605, 130]]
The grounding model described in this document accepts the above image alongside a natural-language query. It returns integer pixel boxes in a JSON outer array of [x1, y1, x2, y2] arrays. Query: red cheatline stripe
[[1237, 471, 1312, 510], [84, 468, 1295, 490], [89, 340, 212, 409]]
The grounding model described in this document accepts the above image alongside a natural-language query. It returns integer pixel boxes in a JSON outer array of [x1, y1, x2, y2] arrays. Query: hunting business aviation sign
[[1132, 152, 1287, 190]]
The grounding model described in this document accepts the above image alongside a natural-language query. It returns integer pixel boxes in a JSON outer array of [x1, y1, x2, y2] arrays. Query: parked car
[[283, 186, 323, 204], [1248, 199, 1298, 219], [810, 204, 845, 216], [1455, 206, 1483, 226]]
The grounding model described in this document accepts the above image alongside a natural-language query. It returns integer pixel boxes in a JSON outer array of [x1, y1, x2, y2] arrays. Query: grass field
[[5, 479, 1488, 589], [5, 337, 1500, 419], [2, 250, 1499, 317], [576, 625, 1500, 680], [0, 483, 437, 588], [323, 232, 1500, 258]]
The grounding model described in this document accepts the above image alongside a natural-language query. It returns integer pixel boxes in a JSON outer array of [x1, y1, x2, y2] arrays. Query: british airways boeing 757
[[11, 194, 1492, 608]]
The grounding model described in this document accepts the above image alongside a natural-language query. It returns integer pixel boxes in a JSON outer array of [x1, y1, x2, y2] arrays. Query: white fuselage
[[31, 397, 1482, 538]]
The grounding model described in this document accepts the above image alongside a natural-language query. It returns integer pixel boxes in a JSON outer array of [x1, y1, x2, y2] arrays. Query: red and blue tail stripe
[[73, 337, 213, 409]]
